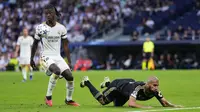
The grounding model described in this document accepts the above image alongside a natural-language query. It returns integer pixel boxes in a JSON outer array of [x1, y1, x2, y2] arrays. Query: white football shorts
[[40, 55, 70, 74], [19, 57, 30, 65]]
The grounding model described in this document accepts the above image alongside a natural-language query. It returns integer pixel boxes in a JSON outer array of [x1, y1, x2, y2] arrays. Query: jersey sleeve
[[154, 91, 163, 100], [61, 26, 67, 39], [130, 85, 141, 99], [129, 82, 144, 99], [34, 25, 41, 40], [16, 37, 21, 45]]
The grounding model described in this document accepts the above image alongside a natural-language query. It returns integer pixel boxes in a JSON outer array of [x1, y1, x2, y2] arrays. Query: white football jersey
[[17, 36, 33, 58], [34, 22, 67, 56]]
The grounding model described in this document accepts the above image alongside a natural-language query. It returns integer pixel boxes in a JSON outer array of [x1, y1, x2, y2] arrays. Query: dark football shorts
[[143, 52, 152, 60], [102, 79, 135, 106]]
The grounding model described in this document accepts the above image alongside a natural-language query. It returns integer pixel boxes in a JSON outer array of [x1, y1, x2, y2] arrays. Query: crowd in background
[[0, 0, 121, 71], [60, 51, 200, 71], [103, 52, 199, 70], [0, 0, 121, 45], [155, 27, 200, 41], [0, 0, 200, 71], [0, 0, 122, 70]]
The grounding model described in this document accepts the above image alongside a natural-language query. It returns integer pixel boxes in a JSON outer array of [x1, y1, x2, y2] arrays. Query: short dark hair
[[44, 4, 61, 17]]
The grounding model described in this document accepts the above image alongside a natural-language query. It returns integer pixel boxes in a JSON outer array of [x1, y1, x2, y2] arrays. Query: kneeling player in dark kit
[[80, 76, 182, 108]]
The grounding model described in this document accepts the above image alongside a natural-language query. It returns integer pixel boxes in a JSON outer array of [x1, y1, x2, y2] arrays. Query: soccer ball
[[36, 24, 50, 37]]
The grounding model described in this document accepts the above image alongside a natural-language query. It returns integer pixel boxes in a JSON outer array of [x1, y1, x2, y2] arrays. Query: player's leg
[[46, 63, 62, 94], [145, 52, 151, 69], [142, 52, 147, 70], [148, 58, 155, 70], [100, 77, 111, 88], [27, 64, 33, 80], [23, 58, 33, 80], [45, 73, 59, 106], [44, 64, 61, 106], [56, 57, 79, 106], [80, 76, 112, 105], [100, 77, 134, 89], [21, 64, 27, 82], [60, 69, 79, 106], [40, 56, 60, 106], [19, 57, 27, 82]]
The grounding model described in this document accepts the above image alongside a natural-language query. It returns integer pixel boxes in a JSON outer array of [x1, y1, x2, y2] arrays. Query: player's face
[[23, 29, 28, 37], [148, 81, 159, 93], [44, 9, 56, 22]]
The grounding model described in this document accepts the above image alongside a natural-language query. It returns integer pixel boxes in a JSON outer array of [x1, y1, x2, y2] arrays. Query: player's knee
[[98, 99, 106, 105], [54, 69, 61, 75], [67, 74, 73, 81], [62, 70, 74, 81], [98, 96, 109, 106], [49, 64, 61, 75]]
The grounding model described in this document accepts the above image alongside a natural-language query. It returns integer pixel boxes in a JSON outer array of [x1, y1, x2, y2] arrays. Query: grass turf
[[0, 70, 200, 112]]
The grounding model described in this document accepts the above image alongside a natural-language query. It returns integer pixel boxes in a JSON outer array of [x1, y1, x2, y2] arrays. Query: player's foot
[[22, 79, 26, 82], [30, 75, 33, 80], [65, 100, 80, 107], [80, 76, 89, 88], [100, 77, 110, 89], [45, 97, 53, 107]]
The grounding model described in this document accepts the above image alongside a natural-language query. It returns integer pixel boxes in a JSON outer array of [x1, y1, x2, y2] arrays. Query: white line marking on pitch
[[127, 107, 200, 112]]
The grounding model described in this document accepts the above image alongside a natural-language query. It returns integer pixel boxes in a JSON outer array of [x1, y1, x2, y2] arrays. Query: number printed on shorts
[[45, 57, 49, 62], [42, 56, 49, 62]]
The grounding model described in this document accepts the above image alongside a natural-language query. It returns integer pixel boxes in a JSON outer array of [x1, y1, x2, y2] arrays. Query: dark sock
[[105, 82, 110, 87], [85, 81, 111, 105], [85, 81, 101, 99], [46, 96, 52, 100]]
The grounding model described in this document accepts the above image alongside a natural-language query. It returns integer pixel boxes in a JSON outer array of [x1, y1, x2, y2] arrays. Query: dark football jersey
[[112, 79, 163, 101]]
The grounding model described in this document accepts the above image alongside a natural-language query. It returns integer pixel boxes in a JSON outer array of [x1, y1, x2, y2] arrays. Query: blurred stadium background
[[0, 0, 200, 71]]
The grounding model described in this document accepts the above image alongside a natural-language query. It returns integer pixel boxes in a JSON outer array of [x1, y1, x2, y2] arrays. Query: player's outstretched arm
[[30, 39, 39, 69], [128, 96, 152, 108], [159, 97, 183, 108]]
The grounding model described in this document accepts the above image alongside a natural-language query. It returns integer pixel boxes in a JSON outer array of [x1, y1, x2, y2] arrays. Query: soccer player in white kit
[[15, 28, 33, 82], [30, 4, 79, 107]]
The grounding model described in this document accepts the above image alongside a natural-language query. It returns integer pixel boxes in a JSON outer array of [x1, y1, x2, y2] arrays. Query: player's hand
[[30, 59, 36, 69]]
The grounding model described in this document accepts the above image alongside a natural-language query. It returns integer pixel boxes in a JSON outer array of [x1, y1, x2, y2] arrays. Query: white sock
[[29, 66, 33, 76], [66, 81, 74, 101], [46, 74, 58, 96], [22, 67, 27, 80]]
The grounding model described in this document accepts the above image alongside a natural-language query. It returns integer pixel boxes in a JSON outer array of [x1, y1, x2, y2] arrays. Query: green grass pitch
[[0, 70, 200, 112]]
